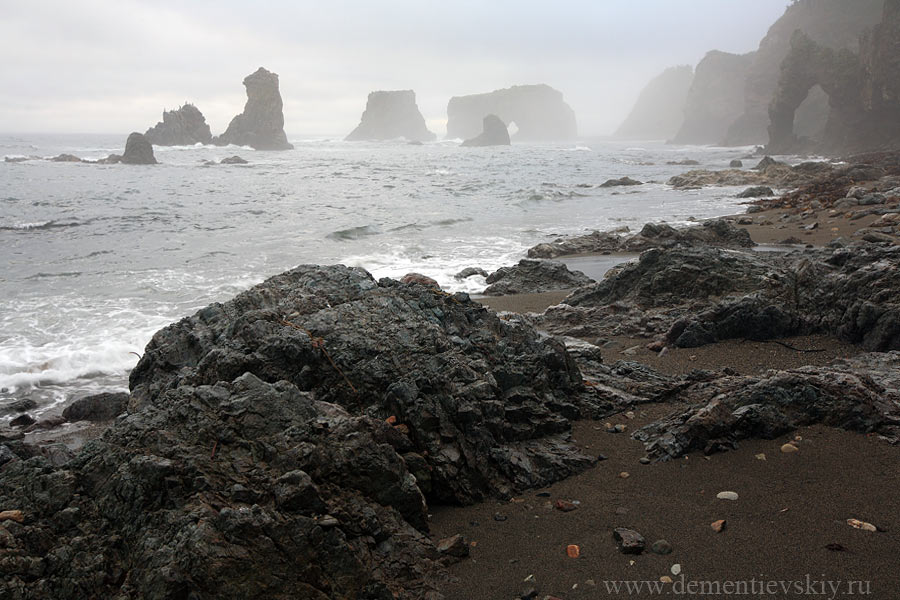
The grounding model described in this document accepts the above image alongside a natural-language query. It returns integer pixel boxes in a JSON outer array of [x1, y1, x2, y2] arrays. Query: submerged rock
[[120, 132, 157, 165], [144, 103, 212, 146], [213, 67, 292, 150], [482, 259, 593, 296], [345, 90, 435, 142], [461, 114, 510, 147], [600, 177, 643, 187]]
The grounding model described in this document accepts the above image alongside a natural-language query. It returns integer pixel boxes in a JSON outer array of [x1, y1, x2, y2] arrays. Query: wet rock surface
[[482, 259, 593, 296]]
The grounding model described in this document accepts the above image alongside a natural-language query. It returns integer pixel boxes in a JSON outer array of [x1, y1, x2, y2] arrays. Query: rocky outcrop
[[671, 50, 755, 145], [615, 65, 694, 140], [460, 114, 510, 147], [481, 259, 593, 296], [120, 132, 157, 164], [446, 84, 577, 141], [527, 219, 755, 259], [724, 0, 884, 146], [667, 160, 832, 189], [0, 264, 596, 599], [144, 103, 212, 146], [345, 90, 435, 142], [213, 67, 292, 150]]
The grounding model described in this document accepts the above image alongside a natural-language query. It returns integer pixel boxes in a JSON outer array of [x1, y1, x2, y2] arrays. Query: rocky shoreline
[[3, 153, 900, 598]]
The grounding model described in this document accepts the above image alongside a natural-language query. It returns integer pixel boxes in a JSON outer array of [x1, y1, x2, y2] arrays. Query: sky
[[0, 0, 792, 137]]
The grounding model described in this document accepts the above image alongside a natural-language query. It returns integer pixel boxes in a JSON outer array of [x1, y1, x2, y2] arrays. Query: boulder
[[730, 159, 744, 168], [345, 90, 435, 142], [62, 392, 129, 422], [144, 103, 212, 146], [461, 114, 511, 147], [736, 186, 774, 198], [599, 177, 643, 187], [482, 259, 593, 296], [213, 67, 293, 150], [120, 132, 157, 165], [447, 84, 577, 141], [219, 155, 248, 165]]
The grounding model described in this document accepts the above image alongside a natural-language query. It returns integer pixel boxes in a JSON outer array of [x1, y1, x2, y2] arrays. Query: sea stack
[[446, 84, 577, 141], [460, 114, 510, 147], [345, 90, 436, 142], [120, 132, 157, 164], [213, 67, 293, 150], [144, 103, 212, 146]]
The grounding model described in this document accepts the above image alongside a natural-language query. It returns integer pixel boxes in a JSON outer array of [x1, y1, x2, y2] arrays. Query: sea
[[1, 133, 761, 416]]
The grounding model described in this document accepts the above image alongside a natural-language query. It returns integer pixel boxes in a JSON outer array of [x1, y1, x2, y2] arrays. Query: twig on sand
[[742, 338, 826, 353]]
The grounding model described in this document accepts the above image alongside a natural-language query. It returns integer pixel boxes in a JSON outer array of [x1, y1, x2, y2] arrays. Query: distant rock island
[[144, 104, 212, 146], [460, 114, 511, 147], [120, 132, 157, 164], [614, 65, 693, 140], [446, 84, 577, 141], [213, 67, 293, 150], [345, 90, 435, 142]]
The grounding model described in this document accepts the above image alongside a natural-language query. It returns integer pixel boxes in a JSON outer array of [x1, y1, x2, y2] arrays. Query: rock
[[436, 534, 469, 558], [460, 114, 510, 147], [660, 576, 674, 584], [650, 539, 673, 555], [454, 267, 488, 280], [400, 272, 440, 288], [120, 132, 157, 165], [493, 513, 508, 522], [780, 442, 800, 453], [716, 491, 739, 501], [613, 528, 645, 554], [736, 186, 774, 198], [554, 499, 578, 512], [566, 544, 580, 558], [144, 103, 212, 146], [711, 519, 727, 533], [615, 65, 694, 140], [482, 259, 592, 296], [847, 518, 878, 532], [666, 159, 700, 166], [618, 472, 630, 479], [220, 155, 249, 165], [62, 391, 128, 422], [730, 159, 744, 168], [213, 67, 293, 150], [0, 510, 24, 523], [2, 398, 37, 415], [671, 564, 682, 576], [639, 457, 651, 465], [521, 587, 539, 600], [345, 90, 435, 142], [755, 156, 779, 170], [50, 153, 83, 162], [862, 232, 894, 243], [9, 414, 35, 428], [600, 177, 643, 187], [447, 84, 577, 141]]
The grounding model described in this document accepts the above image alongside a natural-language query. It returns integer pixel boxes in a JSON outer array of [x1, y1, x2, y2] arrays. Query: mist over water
[[1, 134, 759, 413]]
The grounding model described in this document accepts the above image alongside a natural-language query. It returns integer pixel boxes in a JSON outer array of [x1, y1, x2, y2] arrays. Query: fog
[[0, 0, 790, 137]]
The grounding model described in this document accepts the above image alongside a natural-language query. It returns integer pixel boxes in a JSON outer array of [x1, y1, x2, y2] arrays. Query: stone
[[399, 272, 440, 288], [600, 177, 643, 187], [345, 90, 436, 142], [120, 133, 157, 165], [781, 443, 800, 453], [554, 499, 578, 512], [62, 391, 128, 422], [494, 513, 508, 522], [50, 153, 82, 162], [9, 414, 35, 428], [213, 67, 293, 150], [660, 576, 674, 584], [436, 534, 470, 558], [220, 155, 249, 165], [736, 186, 774, 198], [716, 491, 739, 501], [144, 103, 212, 145], [461, 114, 511, 147], [613, 527, 645, 554], [0, 510, 24, 523], [482, 259, 592, 296], [650, 539, 673, 555], [671, 564, 682, 576], [730, 159, 744, 168], [447, 84, 577, 141], [455, 267, 488, 280], [566, 544, 580, 558], [711, 519, 727, 533]]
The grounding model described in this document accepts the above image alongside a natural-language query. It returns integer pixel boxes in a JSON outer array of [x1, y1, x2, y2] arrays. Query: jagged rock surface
[[345, 91, 435, 142], [446, 85, 577, 141], [481, 259, 593, 296], [460, 115, 510, 147], [144, 103, 212, 146], [213, 67, 292, 150], [615, 65, 694, 140], [120, 132, 157, 165]]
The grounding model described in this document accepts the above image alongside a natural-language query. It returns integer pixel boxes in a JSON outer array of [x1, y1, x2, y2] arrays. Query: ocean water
[[1, 133, 757, 415]]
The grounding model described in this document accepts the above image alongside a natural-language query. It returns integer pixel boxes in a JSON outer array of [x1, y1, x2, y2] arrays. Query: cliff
[[213, 67, 292, 150], [345, 90, 435, 142], [144, 103, 212, 146], [671, 51, 754, 145], [723, 0, 884, 146], [614, 66, 694, 140], [446, 84, 577, 141]]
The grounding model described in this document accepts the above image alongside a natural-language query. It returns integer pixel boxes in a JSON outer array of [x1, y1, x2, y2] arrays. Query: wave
[[326, 225, 382, 241], [0, 219, 85, 232]]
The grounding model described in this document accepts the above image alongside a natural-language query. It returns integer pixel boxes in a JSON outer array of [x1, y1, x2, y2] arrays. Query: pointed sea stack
[[120, 132, 157, 164], [213, 67, 293, 150], [460, 114, 510, 147], [144, 103, 212, 146], [345, 90, 435, 142]]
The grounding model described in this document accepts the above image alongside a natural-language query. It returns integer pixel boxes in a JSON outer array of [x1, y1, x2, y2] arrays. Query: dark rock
[[755, 156, 779, 170], [461, 114, 510, 147], [2, 398, 37, 415], [736, 186, 774, 198], [219, 155, 248, 165], [615, 66, 694, 140], [9, 414, 35, 428], [482, 259, 593, 296], [399, 273, 440, 287], [50, 154, 82, 162], [345, 90, 435, 142], [454, 267, 488, 280], [436, 534, 469, 559], [213, 67, 293, 150], [447, 84, 576, 141], [613, 527, 645, 554], [650, 539, 673, 555], [0, 444, 16, 466], [730, 159, 744, 168], [144, 103, 212, 146], [62, 392, 128, 423], [600, 177, 643, 187], [120, 133, 157, 165], [493, 513, 508, 522]]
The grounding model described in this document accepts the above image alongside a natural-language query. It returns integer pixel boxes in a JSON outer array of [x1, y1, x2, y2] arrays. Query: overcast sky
[[0, 0, 791, 137]]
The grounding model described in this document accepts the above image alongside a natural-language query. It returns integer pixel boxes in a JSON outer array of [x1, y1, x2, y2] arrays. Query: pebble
[[639, 457, 651, 465], [716, 491, 739, 501], [650, 539, 673, 555], [436, 534, 469, 558], [781, 443, 799, 453], [493, 513, 507, 522], [317, 515, 339, 528], [618, 471, 630, 479], [625, 411, 635, 420], [566, 544, 580, 558], [613, 527, 645, 555], [711, 519, 727, 533], [671, 564, 682, 576], [615, 507, 628, 515], [755, 453, 766, 461], [660, 576, 673, 584], [614, 424, 627, 433], [554, 500, 578, 512], [597, 453, 609, 461]]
